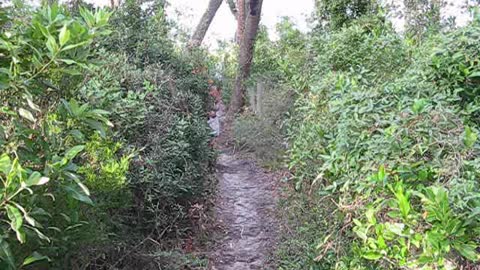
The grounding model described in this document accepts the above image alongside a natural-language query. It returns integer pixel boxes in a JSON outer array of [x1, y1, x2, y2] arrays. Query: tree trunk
[[236, 0, 246, 43], [189, 0, 223, 47], [228, 0, 264, 117]]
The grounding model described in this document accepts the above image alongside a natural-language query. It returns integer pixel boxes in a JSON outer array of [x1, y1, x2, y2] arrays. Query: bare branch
[[225, 0, 238, 18]]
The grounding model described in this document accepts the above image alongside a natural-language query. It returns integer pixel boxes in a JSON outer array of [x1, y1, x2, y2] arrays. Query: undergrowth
[[279, 11, 480, 270], [0, 1, 216, 269]]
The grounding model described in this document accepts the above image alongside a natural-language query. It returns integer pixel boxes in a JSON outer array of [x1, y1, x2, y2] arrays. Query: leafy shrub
[[427, 14, 480, 121], [0, 1, 215, 268], [66, 2, 216, 268], [284, 14, 480, 270], [0, 4, 117, 268], [315, 15, 408, 81]]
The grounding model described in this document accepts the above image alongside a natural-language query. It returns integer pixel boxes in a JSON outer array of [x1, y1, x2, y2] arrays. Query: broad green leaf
[[412, 99, 429, 114], [454, 243, 479, 261], [69, 130, 85, 142], [58, 59, 77, 65], [46, 35, 58, 55], [25, 171, 49, 187], [365, 207, 376, 225], [468, 71, 480, 78], [22, 252, 49, 266], [0, 239, 15, 269], [362, 251, 382, 260], [85, 119, 107, 138], [6, 205, 25, 243], [59, 24, 70, 46], [65, 172, 90, 196], [65, 145, 85, 160], [80, 7, 95, 27], [61, 41, 89, 52], [0, 154, 11, 174], [18, 108, 35, 122], [34, 21, 49, 38], [385, 222, 405, 236], [31, 227, 50, 242], [10, 202, 40, 227], [25, 95, 41, 112], [65, 185, 93, 205]]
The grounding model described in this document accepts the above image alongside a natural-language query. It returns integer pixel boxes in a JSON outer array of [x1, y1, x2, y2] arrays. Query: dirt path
[[209, 152, 278, 270]]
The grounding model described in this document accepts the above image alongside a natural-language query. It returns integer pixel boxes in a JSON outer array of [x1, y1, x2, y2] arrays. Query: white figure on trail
[[208, 115, 220, 136], [208, 84, 224, 137]]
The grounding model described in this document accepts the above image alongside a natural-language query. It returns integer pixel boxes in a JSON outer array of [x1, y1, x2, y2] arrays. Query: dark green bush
[[0, 1, 215, 268], [67, 2, 215, 268]]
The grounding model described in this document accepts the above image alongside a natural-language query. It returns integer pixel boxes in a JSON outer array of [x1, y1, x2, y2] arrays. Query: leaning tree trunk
[[190, 0, 223, 47], [228, 0, 263, 117]]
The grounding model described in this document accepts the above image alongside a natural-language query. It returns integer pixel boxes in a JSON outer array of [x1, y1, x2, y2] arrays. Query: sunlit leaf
[[18, 108, 35, 122], [22, 252, 49, 266], [25, 171, 49, 187], [65, 185, 93, 205], [6, 205, 25, 243], [59, 24, 70, 46], [65, 145, 85, 160]]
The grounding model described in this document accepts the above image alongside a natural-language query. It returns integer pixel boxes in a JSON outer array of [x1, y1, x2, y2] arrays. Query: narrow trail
[[209, 152, 278, 270]]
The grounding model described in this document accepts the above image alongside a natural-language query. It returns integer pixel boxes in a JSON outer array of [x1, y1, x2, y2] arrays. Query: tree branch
[[225, 0, 238, 19]]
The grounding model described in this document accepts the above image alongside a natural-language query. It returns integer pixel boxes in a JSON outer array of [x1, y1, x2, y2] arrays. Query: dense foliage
[[0, 1, 215, 269], [279, 7, 480, 270], [4, 0, 480, 269]]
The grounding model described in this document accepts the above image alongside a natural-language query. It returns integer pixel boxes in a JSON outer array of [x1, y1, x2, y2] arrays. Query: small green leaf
[[22, 252, 50, 266]]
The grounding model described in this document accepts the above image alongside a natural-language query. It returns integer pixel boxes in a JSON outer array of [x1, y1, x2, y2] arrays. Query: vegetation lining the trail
[[215, 1, 480, 269], [275, 8, 480, 270], [0, 2, 215, 269], [3, 0, 480, 269]]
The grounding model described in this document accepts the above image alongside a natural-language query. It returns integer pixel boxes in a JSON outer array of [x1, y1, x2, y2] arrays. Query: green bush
[[0, 1, 215, 268], [284, 14, 480, 269], [0, 4, 117, 268], [67, 1, 215, 268]]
